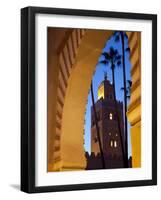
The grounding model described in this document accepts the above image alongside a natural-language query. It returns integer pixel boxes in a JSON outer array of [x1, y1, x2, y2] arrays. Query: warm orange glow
[[98, 84, 104, 99]]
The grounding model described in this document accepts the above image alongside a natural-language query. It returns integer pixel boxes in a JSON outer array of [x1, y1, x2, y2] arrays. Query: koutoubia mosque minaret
[[86, 73, 128, 169]]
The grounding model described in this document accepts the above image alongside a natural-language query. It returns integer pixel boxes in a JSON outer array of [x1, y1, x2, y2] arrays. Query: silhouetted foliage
[[120, 80, 132, 100], [113, 31, 131, 168], [100, 47, 122, 70], [125, 47, 130, 53]]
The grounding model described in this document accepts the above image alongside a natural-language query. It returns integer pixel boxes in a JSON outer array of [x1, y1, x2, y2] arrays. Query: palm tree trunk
[[91, 82, 106, 169], [111, 66, 126, 167], [120, 32, 128, 168]]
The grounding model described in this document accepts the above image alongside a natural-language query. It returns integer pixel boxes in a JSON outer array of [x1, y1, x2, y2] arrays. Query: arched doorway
[[47, 28, 141, 171]]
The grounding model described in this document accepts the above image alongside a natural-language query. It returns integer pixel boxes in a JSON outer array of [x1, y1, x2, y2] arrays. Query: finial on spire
[[104, 71, 108, 80]]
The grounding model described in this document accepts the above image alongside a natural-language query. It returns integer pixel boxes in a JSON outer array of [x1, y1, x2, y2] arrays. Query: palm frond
[[100, 60, 109, 65], [120, 87, 125, 91], [114, 49, 118, 55], [115, 55, 121, 61], [125, 47, 130, 53], [102, 52, 111, 60], [127, 80, 132, 87], [121, 87, 128, 95], [117, 60, 121, 67], [109, 47, 115, 57]]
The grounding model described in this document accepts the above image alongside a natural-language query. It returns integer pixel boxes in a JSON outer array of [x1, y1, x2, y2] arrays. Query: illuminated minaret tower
[[89, 72, 125, 169]]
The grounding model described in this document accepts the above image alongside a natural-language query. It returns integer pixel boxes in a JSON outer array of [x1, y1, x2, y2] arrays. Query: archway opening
[[84, 32, 133, 170], [47, 28, 141, 171]]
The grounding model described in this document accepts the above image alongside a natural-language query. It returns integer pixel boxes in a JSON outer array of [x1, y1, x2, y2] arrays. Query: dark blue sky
[[84, 33, 132, 158]]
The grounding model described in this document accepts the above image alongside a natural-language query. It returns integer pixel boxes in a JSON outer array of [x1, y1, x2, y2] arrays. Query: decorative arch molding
[[48, 28, 86, 171], [54, 29, 87, 170]]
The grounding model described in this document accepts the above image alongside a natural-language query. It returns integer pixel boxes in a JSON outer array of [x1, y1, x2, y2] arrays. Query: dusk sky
[[84, 32, 132, 158]]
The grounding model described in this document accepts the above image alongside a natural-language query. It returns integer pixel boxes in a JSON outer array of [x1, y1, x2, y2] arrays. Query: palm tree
[[91, 82, 106, 169], [114, 31, 130, 168], [100, 47, 126, 167]]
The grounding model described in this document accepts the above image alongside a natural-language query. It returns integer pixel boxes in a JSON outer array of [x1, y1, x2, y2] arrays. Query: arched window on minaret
[[110, 140, 113, 147], [109, 113, 113, 120], [114, 141, 117, 148]]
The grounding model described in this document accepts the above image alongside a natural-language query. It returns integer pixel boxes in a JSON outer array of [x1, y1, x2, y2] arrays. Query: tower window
[[109, 132, 111, 136], [116, 133, 118, 137], [110, 140, 113, 147], [114, 141, 117, 148], [109, 113, 113, 120]]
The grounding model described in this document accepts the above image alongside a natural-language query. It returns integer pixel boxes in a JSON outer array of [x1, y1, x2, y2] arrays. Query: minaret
[[89, 72, 125, 169], [98, 72, 113, 101]]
